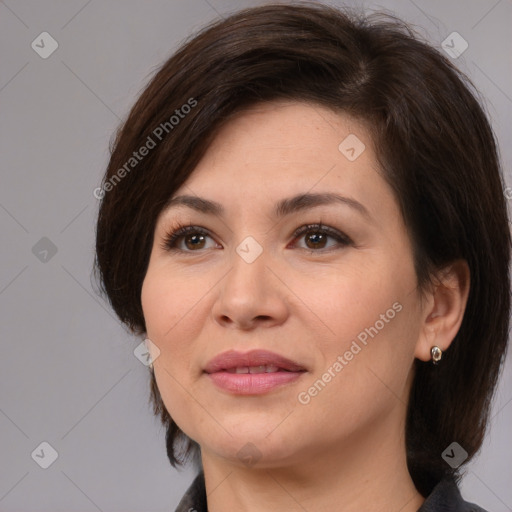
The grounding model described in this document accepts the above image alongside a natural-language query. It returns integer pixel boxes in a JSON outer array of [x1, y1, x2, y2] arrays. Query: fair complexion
[[141, 100, 470, 512]]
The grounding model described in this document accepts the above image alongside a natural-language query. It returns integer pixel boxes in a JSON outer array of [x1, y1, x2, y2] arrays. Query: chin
[[217, 440, 299, 469], [198, 425, 301, 467]]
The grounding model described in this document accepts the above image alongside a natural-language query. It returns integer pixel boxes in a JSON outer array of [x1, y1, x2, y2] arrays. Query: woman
[[94, 3, 510, 511]]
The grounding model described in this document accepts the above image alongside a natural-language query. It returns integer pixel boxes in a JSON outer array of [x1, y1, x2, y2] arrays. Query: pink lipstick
[[203, 349, 307, 394]]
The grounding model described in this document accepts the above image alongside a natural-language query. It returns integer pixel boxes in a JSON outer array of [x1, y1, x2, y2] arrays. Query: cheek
[[298, 262, 418, 396], [141, 268, 174, 334], [141, 258, 222, 374], [293, 260, 398, 345], [141, 267, 206, 436], [140, 266, 199, 397], [141, 263, 203, 341], [297, 304, 417, 431]]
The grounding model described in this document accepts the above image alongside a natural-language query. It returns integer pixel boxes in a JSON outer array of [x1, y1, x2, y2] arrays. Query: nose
[[211, 242, 289, 331]]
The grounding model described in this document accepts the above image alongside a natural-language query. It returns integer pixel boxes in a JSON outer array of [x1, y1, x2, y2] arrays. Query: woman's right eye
[[161, 225, 220, 252]]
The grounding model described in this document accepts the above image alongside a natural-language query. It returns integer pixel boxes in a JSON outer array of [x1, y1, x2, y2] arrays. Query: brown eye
[[162, 225, 219, 252], [304, 232, 329, 249], [162, 222, 351, 254], [183, 233, 207, 250], [291, 223, 352, 252]]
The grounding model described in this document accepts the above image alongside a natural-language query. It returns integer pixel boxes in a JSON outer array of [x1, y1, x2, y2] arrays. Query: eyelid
[[160, 221, 353, 252], [160, 223, 215, 252], [290, 223, 353, 247]]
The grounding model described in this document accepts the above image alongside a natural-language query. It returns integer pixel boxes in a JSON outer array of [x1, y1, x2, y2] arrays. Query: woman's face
[[141, 100, 428, 468]]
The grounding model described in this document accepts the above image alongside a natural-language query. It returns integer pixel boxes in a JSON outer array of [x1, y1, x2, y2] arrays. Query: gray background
[[0, 0, 511, 510]]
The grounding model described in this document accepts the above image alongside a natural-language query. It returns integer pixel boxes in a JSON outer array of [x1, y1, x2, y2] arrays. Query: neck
[[200, 410, 425, 512]]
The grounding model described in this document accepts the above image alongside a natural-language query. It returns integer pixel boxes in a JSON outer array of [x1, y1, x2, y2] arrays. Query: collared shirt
[[174, 472, 489, 512]]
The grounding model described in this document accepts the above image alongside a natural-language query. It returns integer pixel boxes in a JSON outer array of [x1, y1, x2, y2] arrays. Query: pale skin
[[141, 100, 470, 512]]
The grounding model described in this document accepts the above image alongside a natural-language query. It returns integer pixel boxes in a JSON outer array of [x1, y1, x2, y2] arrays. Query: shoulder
[[418, 476, 489, 512], [174, 472, 490, 512]]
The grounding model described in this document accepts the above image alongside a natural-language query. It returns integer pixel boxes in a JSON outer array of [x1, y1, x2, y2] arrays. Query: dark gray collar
[[417, 477, 488, 512], [174, 472, 488, 512]]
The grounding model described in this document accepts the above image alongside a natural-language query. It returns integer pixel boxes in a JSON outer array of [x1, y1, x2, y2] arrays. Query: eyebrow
[[163, 192, 372, 221]]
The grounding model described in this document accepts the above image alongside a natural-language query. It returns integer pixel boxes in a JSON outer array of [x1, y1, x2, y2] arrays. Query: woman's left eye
[[161, 222, 352, 253], [289, 223, 352, 252]]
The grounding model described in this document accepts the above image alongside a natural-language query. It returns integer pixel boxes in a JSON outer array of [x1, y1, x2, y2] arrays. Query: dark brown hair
[[94, 2, 511, 497]]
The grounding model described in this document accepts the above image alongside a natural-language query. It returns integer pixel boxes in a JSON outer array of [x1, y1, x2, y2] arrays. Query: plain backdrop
[[1, 1, 511, 511]]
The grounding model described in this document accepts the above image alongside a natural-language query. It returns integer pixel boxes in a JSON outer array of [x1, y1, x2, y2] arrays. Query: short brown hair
[[94, 2, 511, 497]]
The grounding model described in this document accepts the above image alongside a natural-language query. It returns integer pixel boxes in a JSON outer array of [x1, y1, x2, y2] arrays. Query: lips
[[225, 365, 280, 374], [203, 349, 306, 374], [203, 349, 307, 395]]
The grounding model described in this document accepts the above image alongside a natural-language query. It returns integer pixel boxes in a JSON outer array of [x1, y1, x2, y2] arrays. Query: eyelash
[[161, 221, 353, 254]]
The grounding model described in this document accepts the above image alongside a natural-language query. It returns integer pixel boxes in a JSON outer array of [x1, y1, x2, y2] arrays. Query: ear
[[414, 259, 470, 362]]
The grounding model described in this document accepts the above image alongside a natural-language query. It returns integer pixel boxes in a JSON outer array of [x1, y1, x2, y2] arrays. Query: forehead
[[164, 100, 388, 219], [196, 100, 369, 165], [184, 101, 375, 181]]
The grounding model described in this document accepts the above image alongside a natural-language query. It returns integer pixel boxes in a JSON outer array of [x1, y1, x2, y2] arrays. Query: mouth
[[203, 349, 307, 395], [224, 365, 292, 374]]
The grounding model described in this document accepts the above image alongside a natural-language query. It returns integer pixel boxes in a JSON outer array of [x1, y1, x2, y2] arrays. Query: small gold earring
[[431, 346, 443, 365]]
